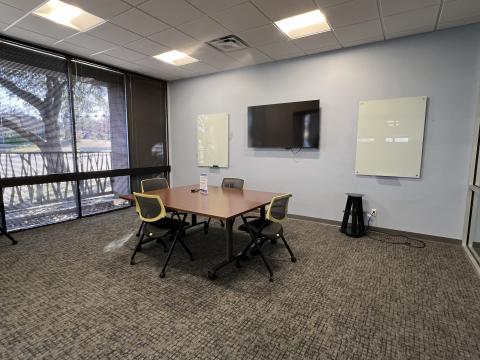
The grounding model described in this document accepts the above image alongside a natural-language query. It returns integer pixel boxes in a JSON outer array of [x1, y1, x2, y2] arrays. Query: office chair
[[207, 178, 244, 228], [141, 177, 169, 192], [238, 193, 296, 282], [136, 177, 188, 237], [132, 192, 193, 278]]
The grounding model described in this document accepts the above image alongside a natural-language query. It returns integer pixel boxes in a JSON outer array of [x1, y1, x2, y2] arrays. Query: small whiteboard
[[197, 113, 229, 168], [355, 96, 427, 178]]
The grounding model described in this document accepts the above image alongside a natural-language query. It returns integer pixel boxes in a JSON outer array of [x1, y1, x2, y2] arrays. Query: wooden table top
[[121, 185, 280, 220]]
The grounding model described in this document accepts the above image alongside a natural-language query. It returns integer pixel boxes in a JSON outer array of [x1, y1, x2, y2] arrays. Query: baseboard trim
[[288, 213, 461, 246]]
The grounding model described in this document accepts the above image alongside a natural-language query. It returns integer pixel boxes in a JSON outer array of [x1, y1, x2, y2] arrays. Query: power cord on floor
[[365, 214, 426, 249]]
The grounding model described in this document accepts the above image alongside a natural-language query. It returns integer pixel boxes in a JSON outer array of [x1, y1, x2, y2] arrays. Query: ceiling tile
[[385, 25, 434, 39], [384, 6, 438, 35], [227, 48, 271, 65], [186, 0, 247, 14], [334, 19, 383, 45], [341, 34, 383, 47], [53, 41, 94, 57], [88, 53, 128, 67], [110, 8, 169, 36], [139, 0, 203, 26], [211, 2, 270, 32], [87, 22, 141, 45], [251, 0, 318, 21], [322, 0, 379, 28], [63, 0, 131, 19], [177, 16, 230, 42], [124, 38, 169, 56], [305, 42, 341, 54], [380, 0, 441, 16], [0, 2, 25, 24], [438, 15, 480, 30], [191, 45, 243, 68], [4, 26, 58, 46], [148, 28, 200, 52], [257, 41, 304, 60], [439, 0, 480, 23], [0, 20, 9, 32], [15, 15, 78, 40], [102, 46, 146, 61], [237, 24, 288, 47], [65, 33, 117, 51], [181, 61, 217, 74], [314, 0, 353, 9], [123, 0, 147, 5], [293, 31, 339, 51], [0, 0, 44, 11]]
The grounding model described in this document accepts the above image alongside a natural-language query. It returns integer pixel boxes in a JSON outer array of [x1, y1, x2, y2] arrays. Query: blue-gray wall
[[168, 24, 480, 240]]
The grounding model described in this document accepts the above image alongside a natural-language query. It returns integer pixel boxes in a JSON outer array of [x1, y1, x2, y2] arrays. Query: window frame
[[0, 36, 170, 232]]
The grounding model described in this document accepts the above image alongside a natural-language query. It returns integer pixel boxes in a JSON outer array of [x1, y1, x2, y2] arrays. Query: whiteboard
[[197, 113, 229, 168], [355, 96, 427, 178]]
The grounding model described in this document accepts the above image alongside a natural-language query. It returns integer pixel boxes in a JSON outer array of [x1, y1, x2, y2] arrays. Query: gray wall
[[168, 25, 480, 240]]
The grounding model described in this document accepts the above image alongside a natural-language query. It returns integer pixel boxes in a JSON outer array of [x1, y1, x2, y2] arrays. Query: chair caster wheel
[[269, 277, 274, 282], [190, 257, 195, 262], [204, 224, 208, 234], [12, 240, 18, 245], [271, 239, 277, 245], [208, 271, 216, 280], [291, 257, 297, 263], [159, 272, 166, 278], [235, 261, 241, 268], [130, 259, 135, 265]]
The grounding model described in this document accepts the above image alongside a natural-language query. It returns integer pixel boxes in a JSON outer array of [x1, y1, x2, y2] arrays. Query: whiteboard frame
[[197, 113, 229, 168], [355, 96, 428, 178]]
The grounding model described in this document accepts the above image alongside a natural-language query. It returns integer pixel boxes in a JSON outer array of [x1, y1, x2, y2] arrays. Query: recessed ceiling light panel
[[153, 50, 199, 66], [275, 10, 331, 39], [33, 0, 105, 32]]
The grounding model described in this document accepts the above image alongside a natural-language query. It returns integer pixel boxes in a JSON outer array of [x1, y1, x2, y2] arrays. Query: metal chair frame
[[237, 194, 296, 281], [131, 193, 193, 278]]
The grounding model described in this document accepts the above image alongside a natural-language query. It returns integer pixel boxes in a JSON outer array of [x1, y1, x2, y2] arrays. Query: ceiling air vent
[[207, 35, 249, 53]]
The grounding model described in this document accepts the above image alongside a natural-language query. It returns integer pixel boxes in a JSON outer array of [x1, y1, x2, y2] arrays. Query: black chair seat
[[238, 218, 283, 238], [144, 218, 190, 238]]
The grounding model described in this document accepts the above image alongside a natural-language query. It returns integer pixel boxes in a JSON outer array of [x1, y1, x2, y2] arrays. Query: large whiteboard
[[197, 113, 229, 168], [355, 96, 427, 178]]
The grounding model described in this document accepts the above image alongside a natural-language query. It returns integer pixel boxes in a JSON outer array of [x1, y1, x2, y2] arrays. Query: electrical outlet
[[371, 209, 377, 216]]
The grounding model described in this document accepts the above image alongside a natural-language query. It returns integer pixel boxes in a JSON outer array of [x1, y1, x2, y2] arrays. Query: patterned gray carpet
[[1, 208, 480, 359]]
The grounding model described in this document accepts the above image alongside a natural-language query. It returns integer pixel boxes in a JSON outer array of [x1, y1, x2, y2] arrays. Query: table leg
[[183, 213, 208, 234], [208, 218, 235, 280], [260, 206, 266, 220]]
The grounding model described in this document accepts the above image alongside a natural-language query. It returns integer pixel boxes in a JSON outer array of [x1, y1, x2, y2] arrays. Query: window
[[0, 39, 170, 232], [71, 61, 130, 215], [0, 42, 78, 230]]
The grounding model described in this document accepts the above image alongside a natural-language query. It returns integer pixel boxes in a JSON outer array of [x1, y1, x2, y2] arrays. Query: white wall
[[168, 25, 480, 240]]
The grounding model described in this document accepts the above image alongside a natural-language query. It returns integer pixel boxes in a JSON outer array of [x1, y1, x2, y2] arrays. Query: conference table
[[121, 185, 279, 279]]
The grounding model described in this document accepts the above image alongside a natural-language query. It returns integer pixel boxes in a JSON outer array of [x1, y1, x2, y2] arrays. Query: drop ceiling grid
[[0, 0, 477, 80]]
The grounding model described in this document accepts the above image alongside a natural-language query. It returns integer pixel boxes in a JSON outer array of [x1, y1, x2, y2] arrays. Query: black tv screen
[[248, 100, 320, 149]]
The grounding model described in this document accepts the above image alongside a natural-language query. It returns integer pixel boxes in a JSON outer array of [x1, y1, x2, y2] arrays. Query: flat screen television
[[248, 100, 320, 149]]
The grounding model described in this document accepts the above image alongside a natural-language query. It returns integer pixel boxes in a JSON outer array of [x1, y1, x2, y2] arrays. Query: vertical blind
[[0, 39, 169, 231]]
